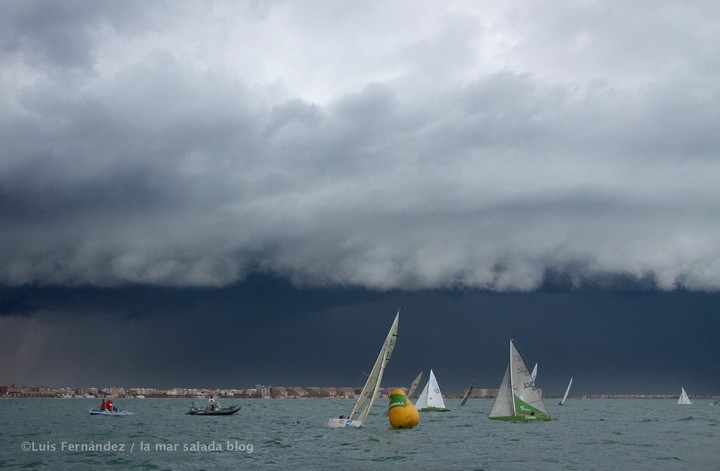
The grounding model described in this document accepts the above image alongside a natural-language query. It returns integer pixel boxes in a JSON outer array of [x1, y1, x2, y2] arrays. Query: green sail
[[513, 394, 549, 417]]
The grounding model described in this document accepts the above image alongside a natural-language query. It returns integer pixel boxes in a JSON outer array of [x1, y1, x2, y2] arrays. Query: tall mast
[[509, 339, 516, 416]]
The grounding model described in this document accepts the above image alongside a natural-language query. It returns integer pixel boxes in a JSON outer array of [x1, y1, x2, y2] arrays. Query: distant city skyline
[[0, 384, 503, 398], [5, 383, 713, 401]]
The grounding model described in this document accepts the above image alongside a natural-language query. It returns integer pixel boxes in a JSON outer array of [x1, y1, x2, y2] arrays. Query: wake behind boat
[[325, 308, 400, 428]]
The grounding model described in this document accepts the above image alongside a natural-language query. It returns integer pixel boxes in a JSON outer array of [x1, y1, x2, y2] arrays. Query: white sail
[[489, 364, 514, 417], [678, 387, 692, 405], [326, 309, 399, 428], [510, 340, 549, 415], [460, 378, 475, 406], [415, 369, 448, 410], [531, 363, 538, 381], [559, 377, 573, 405], [415, 381, 430, 409], [407, 371, 423, 398], [349, 311, 400, 423]]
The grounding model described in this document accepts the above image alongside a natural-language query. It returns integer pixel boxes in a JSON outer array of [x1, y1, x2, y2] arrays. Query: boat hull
[[88, 409, 134, 416], [419, 407, 450, 412], [186, 405, 241, 416], [489, 415, 555, 422], [325, 418, 363, 428]]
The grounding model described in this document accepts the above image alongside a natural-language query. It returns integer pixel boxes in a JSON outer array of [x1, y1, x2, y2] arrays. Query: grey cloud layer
[[1, 0, 719, 290]]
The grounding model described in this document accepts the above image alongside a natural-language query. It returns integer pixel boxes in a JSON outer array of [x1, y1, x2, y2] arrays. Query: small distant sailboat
[[325, 309, 400, 428], [709, 397, 720, 406], [678, 387, 692, 405], [460, 379, 475, 406], [415, 369, 450, 412], [531, 363, 538, 381], [558, 377, 573, 405], [489, 339, 553, 421], [406, 371, 423, 398]]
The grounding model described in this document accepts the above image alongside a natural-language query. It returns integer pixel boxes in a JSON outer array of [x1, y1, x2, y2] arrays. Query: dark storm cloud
[[1, 0, 719, 291], [1, 279, 719, 395], [0, 0, 151, 69]]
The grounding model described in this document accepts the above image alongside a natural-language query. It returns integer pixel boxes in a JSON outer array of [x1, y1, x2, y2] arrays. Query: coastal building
[[285, 387, 308, 398], [468, 388, 499, 399], [336, 387, 355, 399], [101, 387, 127, 397]]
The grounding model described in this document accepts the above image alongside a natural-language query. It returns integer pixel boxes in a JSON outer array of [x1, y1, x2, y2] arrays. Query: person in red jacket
[[100, 399, 107, 411], [106, 399, 114, 412]]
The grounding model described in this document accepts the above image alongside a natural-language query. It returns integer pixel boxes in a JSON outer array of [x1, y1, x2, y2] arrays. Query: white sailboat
[[489, 339, 553, 421], [406, 371, 423, 398], [415, 369, 450, 412], [460, 378, 475, 406], [678, 387, 692, 405], [558, 377, 573, 405], [325, 309, 400, 428]]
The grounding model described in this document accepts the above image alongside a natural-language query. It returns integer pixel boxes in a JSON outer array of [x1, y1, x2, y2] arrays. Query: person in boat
[[339, 415, 347, 419], [208, 396, 219, 412], [100, 399, 107, 411], [106, 399, 114, 412]]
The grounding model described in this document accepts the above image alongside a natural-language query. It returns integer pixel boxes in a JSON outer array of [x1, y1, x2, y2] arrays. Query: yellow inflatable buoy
[[388, 388, 420, 429]]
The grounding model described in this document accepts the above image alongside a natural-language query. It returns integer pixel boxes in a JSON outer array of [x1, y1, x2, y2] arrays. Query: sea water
[[1, 398, 717, 470]]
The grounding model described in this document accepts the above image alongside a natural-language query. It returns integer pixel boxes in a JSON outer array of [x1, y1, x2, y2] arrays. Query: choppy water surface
[[1, 398, 717, 470]]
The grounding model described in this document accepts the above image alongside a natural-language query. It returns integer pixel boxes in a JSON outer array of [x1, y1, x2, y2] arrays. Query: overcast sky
[[2, 0, 719, 290], [1, 1, 719, 393]]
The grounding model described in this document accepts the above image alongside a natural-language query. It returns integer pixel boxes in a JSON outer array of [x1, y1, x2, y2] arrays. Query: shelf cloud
[[2, 0, 719, 291]]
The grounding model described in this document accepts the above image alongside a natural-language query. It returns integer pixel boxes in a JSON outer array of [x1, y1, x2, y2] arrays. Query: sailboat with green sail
[[489, 339, 554, 422]]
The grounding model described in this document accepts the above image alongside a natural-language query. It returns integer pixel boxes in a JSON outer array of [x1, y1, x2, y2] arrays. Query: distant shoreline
[[2, 395, 715, 400], [2, 384, 714, 400]]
